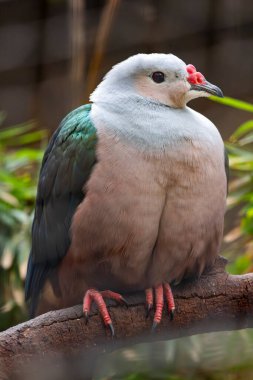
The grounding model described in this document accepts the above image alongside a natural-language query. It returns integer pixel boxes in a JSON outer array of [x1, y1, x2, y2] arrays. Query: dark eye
[[151, 71, 165, 83], [175, 73, 179, 78]]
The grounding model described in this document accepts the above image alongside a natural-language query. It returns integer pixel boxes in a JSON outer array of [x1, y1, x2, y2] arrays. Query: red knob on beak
[[187, 64, 205, 85], [186, 63, 223, 97], [186, 64, 196, 75], [188, 72, 205, 85]]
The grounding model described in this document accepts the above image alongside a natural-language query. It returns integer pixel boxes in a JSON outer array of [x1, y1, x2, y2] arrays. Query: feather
[[25, 104, 97, 315]]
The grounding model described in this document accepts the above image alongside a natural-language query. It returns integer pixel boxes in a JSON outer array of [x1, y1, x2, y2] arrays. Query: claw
[[101, 290, 128, 307], [146, 303, 153, 318], [151, 321, 158, 333], [113, 295, 129, 308], [84, 311, 89, 324], [170, 308, 175, 321], [120, 296, 129, 308], [108, 322, 115, 337]]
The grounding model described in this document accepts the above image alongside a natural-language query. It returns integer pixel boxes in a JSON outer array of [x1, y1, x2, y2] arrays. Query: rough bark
[[0, 257, 253, 379]]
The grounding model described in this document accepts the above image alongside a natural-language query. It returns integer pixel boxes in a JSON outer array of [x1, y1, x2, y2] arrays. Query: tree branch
[[1, 257, 253, 379]]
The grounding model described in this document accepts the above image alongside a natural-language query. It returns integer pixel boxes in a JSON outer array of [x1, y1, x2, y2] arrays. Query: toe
[[153, 284, 164, 327], [145, 288, 153, 318], [163, 282, 175, 318]]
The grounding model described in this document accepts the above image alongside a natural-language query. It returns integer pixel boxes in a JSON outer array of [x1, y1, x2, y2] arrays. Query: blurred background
[[1, 0, 253, 379], [1, 0, 253, 130]]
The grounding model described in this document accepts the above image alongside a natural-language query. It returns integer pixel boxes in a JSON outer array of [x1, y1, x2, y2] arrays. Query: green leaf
[[7, 130, 47, 146], [0, 122, 35, 142], [226, 143, 253, 158], [227, 255, 252, 274], [210, 96, 253, 113], [229, 120, 253, 141], [0, 189, 19, 207], [11, 148, 43, 161], [237, 133, 253, 146]]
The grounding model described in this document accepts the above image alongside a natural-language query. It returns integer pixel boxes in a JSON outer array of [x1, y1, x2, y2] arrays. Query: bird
[[25, 53, 228, 334]]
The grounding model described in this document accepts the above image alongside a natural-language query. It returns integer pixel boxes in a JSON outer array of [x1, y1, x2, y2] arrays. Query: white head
[[90, 53, 223, 109]]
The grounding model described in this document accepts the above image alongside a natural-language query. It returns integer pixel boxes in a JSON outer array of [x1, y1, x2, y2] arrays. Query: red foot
[[145, 282, 175, 331], [83, 289, 127, 336], [163, 282, 175, 320]]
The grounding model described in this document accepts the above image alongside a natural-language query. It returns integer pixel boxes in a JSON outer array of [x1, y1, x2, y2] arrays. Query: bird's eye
[[175, 73, 179, 78], [151, 71, 165, 83]]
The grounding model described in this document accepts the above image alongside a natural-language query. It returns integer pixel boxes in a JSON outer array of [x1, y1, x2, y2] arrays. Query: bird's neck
[[90, 95, 218, 154]]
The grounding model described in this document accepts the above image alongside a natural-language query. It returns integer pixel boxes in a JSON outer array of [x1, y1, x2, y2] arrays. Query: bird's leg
[[83, 288, 127, 336], [145, 282, 175, 331], [101, 290, 128, 305]]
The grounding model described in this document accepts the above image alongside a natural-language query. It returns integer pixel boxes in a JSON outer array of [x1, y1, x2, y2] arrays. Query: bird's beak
[[190, 81, 224, 98]]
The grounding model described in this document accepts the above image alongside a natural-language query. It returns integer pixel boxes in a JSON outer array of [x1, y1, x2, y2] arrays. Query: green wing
[[25, 104, 97, 314]]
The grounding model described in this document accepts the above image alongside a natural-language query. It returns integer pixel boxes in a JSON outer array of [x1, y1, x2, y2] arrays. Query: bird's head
[[91, 53, 223, 109]]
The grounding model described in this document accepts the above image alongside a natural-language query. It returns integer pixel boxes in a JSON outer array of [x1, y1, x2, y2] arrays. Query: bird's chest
[[81, 124, 226, 237], [147, 136, 227, 284], [160, 137, 224, 192], [89, 130, 225, 242], [159, 136, 226, 239], [70, 124, 226, 289]]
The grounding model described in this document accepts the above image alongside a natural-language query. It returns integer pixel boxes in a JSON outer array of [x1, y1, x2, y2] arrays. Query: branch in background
[[0, 257, 253, 380], [85, 0, 120, 99], [69, 0, 86, 107]]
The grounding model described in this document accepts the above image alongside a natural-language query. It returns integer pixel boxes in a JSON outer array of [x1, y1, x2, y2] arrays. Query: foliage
[[209, 96, 253, 113], [0, 112, 46, 330], [210, 96, 253, 274], [94, 330, 253, 380]]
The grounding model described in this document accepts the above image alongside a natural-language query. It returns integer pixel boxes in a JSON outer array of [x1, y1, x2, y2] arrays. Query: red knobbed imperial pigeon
[[25, 53, 228, 334]]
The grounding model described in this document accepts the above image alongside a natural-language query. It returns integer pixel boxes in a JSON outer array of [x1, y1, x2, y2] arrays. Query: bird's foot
[[145, 282, 175, 331], [83, 289, 127, 336]]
